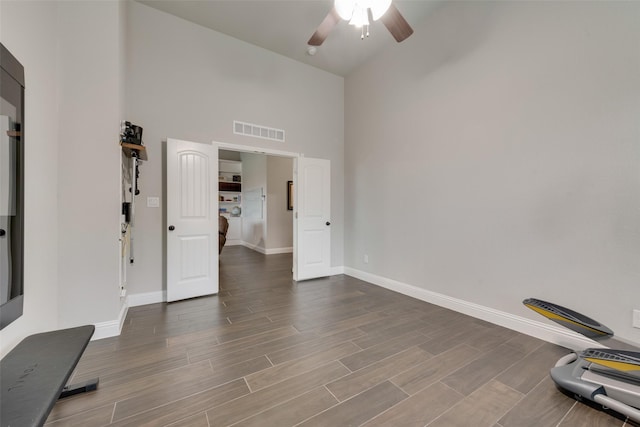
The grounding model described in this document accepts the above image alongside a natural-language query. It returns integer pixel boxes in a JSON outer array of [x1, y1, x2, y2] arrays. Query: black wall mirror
[[1, 43, 25, 330]]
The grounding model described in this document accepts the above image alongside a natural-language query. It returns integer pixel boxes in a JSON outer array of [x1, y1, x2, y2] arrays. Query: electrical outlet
[[363, 254, 369, 264], [633, 309, 640, 329]]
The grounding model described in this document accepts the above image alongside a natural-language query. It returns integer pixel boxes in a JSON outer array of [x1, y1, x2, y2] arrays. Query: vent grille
[[233, 121, 285, 142]]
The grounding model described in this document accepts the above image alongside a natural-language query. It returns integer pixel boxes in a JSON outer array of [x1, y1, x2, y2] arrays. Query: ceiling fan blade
[[308, 7, 341, 46], [380, 3, 414, 43]]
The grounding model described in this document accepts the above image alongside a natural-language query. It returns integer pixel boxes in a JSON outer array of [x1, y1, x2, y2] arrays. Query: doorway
[[214, 141, 332, 282], [218, 149, 294, 255], [166, 139, 332, 303]]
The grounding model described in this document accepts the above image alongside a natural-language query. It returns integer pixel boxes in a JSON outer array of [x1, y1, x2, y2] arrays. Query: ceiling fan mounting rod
[[361, 24, 370, 40]]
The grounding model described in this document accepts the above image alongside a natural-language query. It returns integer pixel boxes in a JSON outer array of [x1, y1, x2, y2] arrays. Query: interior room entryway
[[165, 139, 332, 302]]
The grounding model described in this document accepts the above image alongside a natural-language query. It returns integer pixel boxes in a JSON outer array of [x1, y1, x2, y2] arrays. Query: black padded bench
[[1, 325, 98, 427]]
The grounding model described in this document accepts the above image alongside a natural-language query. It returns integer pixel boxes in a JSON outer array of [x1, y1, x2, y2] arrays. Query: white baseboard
[[265, 247, 293, 255], [344, 267, 598, 351], [96, 267, 593, 350], [127, 290, 166, 307], [92, 300, 129, 341], [241, 241, 266, 254], [330, 266, 345, 276], [240, 242, 292, 255]]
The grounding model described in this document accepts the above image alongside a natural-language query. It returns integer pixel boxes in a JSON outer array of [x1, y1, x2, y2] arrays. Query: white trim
[[215, 141, 300, 159], [344, 267, 600, 351], [330, 266, 345, 276], [215, 141, 303, 279], [127, 290, 166, 307], [92, 301, 129, 340], [242, 241, 266, 254], [265, 247, 293, 255], [240, 242, 292, 255]]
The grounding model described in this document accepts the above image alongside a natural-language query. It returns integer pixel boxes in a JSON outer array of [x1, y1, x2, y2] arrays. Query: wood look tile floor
[[46, 246, 638, 427]]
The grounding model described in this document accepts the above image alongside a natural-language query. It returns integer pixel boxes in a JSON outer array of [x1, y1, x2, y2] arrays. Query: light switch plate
[[147, 196, 160, 208]]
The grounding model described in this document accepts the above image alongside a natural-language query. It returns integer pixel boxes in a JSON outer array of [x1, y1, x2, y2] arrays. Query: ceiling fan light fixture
[[370, 0, 392, 20], [334, 0, 356, 20], [349, 6, 369, 28], [335, 0, 391, 27], [311, 0, 412, 46]]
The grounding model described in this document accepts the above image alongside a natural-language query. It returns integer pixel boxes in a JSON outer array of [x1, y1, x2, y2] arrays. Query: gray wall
[[0, 0, 124, 355], [0, 0, 60, 355], [125, 1, 344, 296], [266, 156, 293, 251], [56, 1, 123, 330], [345, 1, 640, 344]]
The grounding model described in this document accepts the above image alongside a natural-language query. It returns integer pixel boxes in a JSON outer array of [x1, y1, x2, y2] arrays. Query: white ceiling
[[136, 0, 438, 77]]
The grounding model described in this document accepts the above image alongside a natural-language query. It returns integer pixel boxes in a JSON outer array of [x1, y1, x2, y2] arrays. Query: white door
[[166, 139, 218, 302], [294, 157, 331, 281]]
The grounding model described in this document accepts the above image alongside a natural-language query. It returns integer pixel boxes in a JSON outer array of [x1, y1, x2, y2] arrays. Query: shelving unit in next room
[[218, 159, 242, 245]]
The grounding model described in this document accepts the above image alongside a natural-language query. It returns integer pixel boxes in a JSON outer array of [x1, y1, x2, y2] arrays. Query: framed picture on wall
[[287, 181, 293, 210]]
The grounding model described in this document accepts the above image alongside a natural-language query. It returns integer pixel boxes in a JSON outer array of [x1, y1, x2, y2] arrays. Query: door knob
[[168, 225, 175, 231], [0, 229, 5, 237], [326, 221, 331, 226]]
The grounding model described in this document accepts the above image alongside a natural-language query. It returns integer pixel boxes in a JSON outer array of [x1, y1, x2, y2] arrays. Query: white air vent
[[233, 121, 285, 142]]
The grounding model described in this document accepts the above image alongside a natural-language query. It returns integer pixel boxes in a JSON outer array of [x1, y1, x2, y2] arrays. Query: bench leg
[[59, 378, 99, 399]]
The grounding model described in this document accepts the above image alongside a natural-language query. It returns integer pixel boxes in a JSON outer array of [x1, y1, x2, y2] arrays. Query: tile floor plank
[[206, 362, 349, 427], [496, 342, 568, 394], [339, 330, 429, 371], [498, 376, 580, 427], [361, 381, 464, 427], [112, 356, 271, 421], [428, 380, 523, 427], [297, 381, 408, 427], [230, 387, 338, 427], [439, 343, 527, 396], [246, 341, 360, 391], [327, 346, 432, 402], [108, 378, 250, 427], [390, 343, 483, 396]]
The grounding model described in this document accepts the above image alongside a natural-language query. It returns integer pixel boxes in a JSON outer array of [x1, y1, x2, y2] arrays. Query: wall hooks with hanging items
[[120, 120, 146, 272]]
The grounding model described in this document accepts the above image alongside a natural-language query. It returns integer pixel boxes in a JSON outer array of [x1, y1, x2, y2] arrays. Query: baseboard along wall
[[343, 267, 599, 351], [95, 265, 599, 350]]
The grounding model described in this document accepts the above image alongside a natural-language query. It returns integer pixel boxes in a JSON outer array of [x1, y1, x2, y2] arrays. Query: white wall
[[56, 1, 124, 332], [0, 1, 61, 356], [240, 152, 267, 250], [125, 1, 344, 295], [266, 156, 293, 251], [345, 1, 640, 345]]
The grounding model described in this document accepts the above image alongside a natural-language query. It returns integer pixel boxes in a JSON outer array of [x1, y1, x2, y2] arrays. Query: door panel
[[295, 157, 331, 281], [167, 139, 218, 302]]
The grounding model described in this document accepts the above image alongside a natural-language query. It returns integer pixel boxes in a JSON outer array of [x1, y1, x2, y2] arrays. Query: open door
[[294, 157, 331, 281], [166, 139, 218, 302]]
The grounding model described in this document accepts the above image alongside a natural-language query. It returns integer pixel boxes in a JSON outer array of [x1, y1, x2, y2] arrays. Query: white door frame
[[214, 141, 326, 281], [216, 142, 301, 159]]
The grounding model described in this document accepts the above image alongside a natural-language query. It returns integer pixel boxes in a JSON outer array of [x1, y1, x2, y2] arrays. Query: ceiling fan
[[308, 0, 414, 46]]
